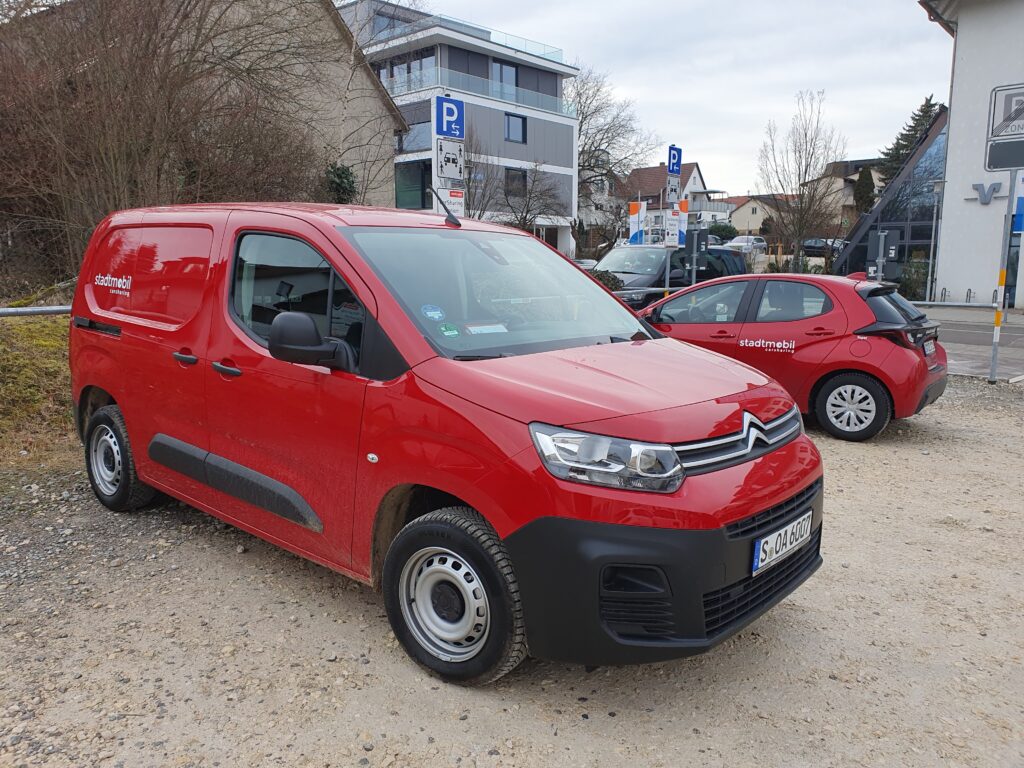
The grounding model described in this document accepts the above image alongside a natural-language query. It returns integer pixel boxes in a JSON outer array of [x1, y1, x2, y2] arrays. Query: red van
[[640, 274, 947, 441], [70, 204, 824, 684]]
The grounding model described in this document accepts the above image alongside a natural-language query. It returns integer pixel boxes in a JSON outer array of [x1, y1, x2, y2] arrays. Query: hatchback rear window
[[865, 290, 925, 324]]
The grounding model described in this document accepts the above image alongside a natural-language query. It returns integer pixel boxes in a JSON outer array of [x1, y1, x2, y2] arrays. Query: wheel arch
[[76, 385, 118, 441]]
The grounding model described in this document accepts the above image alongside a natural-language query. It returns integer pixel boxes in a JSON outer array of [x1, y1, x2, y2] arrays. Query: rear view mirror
[[269, 311, 355, 371]]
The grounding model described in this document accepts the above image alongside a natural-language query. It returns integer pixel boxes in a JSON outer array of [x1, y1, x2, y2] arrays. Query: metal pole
[[925, 184, 942, 302], [988, 168, 1018, 384]]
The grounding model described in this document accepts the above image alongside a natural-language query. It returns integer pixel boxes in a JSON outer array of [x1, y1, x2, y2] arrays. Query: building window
[[504, 114, 526, 144], [395, 160, 432, 210], [505, 168, 527, 197], [492, 60, 517, 86], [751, 206, 758, 215], [372, 13, 402, 37]]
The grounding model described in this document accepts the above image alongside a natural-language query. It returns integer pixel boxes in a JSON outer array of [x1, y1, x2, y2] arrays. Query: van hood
[[413, 338, 791, 443]]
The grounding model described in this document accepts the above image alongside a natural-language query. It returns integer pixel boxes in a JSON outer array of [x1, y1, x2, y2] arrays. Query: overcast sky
[[426, 0, 953, 195]]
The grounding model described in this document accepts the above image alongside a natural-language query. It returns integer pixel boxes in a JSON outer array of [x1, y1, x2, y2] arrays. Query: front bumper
[[504, 479, 823, 666]]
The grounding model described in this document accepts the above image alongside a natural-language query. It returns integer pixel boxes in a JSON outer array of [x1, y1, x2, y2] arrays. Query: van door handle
[[805, 328, 835, 337], [172, 351, 198, 365], [212, 361, 242, 377]]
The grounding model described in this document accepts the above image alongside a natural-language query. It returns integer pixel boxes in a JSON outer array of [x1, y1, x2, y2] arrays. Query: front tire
[[84, 405, 156, 511], [383, 507, 527, 685], [814, 373, 891, 441]]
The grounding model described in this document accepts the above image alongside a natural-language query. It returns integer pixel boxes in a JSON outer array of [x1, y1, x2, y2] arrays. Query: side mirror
[[268, 311, 355, 371], [669, 269, 686, 280], [648, 305, 661, 323]]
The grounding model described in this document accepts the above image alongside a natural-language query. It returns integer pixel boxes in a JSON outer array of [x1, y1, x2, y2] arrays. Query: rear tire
[[383, 507, 527, 685], [84, 405, 156, 511], [814, 373, 890, 441]]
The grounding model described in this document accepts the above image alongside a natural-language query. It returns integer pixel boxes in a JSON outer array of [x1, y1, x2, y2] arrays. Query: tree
[[878, 95, 941, 183], [757, 90, 847, 272], [325, 162, 358, 204], [566, 66, 658, 255], [498, 163, 567, 234], [853, 165, 876, 214], [709, 222, 738, 241]]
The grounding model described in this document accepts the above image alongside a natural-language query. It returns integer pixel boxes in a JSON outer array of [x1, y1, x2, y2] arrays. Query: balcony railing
[[380, 66, 576, 117], [371, 15, 564, 62], [690, 199, 732, 214]]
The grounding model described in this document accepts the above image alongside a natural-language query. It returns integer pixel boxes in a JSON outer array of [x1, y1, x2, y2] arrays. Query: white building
[[339, 1, 579, 254], [923, 0, 1024, 306]]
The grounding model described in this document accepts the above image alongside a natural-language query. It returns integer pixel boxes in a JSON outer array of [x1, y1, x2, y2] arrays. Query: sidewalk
[[925, 304, 1024, 381]]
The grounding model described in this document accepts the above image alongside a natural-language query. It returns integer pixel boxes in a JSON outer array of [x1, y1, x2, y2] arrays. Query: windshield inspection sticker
[[421, 304, 445, 321], [438, 323, 460, 337], [465, 324, 508, 335]]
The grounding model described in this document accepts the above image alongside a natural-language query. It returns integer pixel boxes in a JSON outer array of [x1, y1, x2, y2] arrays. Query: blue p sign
[[435, 96, 465, 139], [667, 145, 681, 176]]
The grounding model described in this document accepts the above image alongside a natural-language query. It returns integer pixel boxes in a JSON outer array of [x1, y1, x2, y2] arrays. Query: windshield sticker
[[421, 304, 445, 321], [739, 338, 795, 353], [465, 324, 508, 335], [438, 323, 460, 337]]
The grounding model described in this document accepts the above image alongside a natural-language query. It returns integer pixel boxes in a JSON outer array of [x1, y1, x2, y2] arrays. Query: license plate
[[924, 340, 936, 356], [752, 510, 813, 576]]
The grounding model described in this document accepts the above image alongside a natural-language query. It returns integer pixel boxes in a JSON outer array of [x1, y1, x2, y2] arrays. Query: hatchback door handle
[[172, 351, 198, 365], [212, 361, 242, 377], [710, 330, 736, 338]]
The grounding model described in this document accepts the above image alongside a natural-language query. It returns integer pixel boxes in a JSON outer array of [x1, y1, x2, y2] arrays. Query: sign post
[[432, 95, 466, 215], [989, 168, 1022, 383], [664, 145, 682, 295]]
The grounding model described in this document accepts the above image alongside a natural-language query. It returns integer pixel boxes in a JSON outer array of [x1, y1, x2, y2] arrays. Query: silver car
[[725, 235, 768, 255]]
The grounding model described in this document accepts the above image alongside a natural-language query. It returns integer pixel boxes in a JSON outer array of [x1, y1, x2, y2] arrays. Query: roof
[[919, 0, 957, 35], [623, 163, 700, 198], [114, 202, 520, 232], [722, 195, 750, 208]]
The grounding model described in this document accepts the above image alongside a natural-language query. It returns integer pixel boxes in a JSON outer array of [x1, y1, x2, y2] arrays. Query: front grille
[[702, 529, 821, 638], [725, 479, 822, 540], [600, 598, 676, 639], [673, 407, 802, 476]]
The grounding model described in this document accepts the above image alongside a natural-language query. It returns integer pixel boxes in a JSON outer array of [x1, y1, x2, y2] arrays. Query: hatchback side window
[[754, 281, 832, 322], [658, 281, 748, 323], [233, 233, 366, 359]]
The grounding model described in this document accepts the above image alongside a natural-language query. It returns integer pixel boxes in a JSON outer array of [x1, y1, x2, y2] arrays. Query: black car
[[802, 238, 846, 258], [593, 245, 747, 309]]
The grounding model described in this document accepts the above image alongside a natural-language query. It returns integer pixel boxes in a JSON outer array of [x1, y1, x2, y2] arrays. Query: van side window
[[232, 234, 366, 360]]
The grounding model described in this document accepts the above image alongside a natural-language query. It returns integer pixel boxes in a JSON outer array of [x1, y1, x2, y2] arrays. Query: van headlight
[[529, 423, 684, 493]]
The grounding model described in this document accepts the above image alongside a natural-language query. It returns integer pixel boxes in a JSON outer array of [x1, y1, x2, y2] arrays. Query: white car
[[725, 236, 768, 255]]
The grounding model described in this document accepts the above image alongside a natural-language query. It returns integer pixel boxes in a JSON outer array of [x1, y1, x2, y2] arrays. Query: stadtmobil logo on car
[[740, 338, 795, 353], [94, 273, 132, 297]]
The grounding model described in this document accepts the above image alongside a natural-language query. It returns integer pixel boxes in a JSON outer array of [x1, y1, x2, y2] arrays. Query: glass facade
[[836, 111, 948, 301]]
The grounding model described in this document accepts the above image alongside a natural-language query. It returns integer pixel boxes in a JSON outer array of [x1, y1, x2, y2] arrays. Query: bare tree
[[757, 90, 847, 271], [498, 164, 567, 233], [567, 66, 658, 256], [0, 0, 403, 285], [462, 135, 503, 220]]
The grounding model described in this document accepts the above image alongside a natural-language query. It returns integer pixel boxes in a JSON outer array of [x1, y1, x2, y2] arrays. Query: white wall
[[935, 0, 1024, 304]]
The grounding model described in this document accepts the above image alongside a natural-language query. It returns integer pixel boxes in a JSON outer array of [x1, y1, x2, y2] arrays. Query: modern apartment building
[[339, 1, 580, 254]]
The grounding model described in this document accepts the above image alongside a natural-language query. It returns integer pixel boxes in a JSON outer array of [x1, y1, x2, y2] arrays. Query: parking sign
[[667, 145, 681, 176], [435, 96, 465, 139]]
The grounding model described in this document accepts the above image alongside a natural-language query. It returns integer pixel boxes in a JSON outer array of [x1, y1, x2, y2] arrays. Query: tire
[[814, 372, 891, 441], [382, 507, 527, 685], [84, 405, 156, 511]]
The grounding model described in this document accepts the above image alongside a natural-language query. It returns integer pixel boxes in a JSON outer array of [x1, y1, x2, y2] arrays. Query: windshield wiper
[[451, 353, 513, 361]]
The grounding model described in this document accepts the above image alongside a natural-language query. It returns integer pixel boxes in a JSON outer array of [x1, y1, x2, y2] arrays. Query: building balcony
[[372, 14, 564, 62], [690, 199, 732, 214], [379, 66, 576, 117]]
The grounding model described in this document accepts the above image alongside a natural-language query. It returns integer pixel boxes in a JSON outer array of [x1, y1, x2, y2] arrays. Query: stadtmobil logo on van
[[740, 338, 795, 353], [94, 273, 132, 297]]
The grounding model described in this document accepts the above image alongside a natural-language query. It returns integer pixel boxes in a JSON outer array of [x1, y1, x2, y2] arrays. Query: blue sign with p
[[667, 145, 681, 176], [436, 96, 465, 139]]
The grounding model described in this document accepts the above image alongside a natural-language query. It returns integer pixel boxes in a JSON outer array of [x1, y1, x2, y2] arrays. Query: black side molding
[[73, 316, 121, 337], [148, 434, 322, 533]]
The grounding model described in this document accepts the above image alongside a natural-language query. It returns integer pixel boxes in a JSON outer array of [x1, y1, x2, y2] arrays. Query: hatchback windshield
[[340, 227, 653, 359], [595, 247, 667, 275]]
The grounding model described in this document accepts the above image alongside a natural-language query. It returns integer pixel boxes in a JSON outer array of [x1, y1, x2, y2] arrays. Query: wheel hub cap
[[825, 384, 876, 432], [399, 547, 490, 662]]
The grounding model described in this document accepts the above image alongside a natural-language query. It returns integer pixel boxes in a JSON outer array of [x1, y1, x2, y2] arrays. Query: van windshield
[[339, 227, 654, 359]]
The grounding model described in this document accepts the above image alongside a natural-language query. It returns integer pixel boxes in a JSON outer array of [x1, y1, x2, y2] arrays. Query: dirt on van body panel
[[0, 376, 1021, 767]]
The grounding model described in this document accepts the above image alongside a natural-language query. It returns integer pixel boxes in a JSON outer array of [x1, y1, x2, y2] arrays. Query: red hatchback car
[[70, 204, 824, 684], [640, 274, 947, 441]]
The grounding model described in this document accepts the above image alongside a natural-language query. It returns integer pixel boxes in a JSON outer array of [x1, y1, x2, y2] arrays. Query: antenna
[[428, 187, 461, 228]]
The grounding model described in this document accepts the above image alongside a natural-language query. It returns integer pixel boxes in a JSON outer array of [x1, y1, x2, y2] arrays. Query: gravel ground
[[1, 376, 1022, 768]]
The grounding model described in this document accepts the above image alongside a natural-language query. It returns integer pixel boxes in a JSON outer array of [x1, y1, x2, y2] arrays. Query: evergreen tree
[[853, 165, 876, 214], [878, 96, 941, 183], [326, 162, 358, 204]]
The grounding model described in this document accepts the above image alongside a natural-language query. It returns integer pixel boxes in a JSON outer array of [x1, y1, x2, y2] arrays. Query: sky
[[425, 0, 954, 196]]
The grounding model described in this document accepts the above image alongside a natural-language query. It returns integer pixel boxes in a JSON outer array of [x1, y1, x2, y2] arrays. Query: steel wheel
[[399, 546, 490, 663], [825, 384, 876, 432], [89, 424, 122, 496]]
